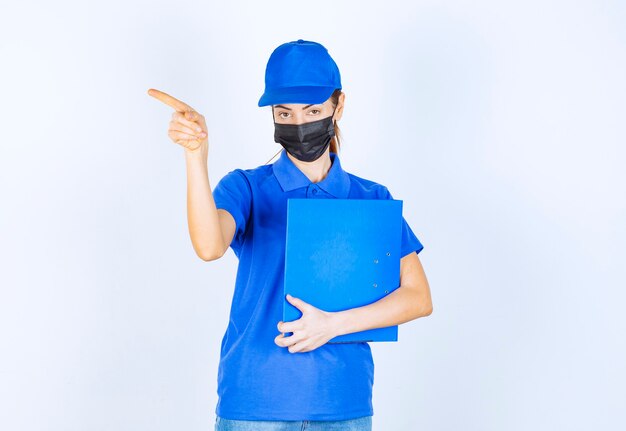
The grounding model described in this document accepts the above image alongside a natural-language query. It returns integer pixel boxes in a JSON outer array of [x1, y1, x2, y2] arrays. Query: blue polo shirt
[[212, 149, 424, 421]]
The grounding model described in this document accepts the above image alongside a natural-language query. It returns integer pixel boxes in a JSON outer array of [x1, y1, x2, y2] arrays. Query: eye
[[278, 112, 290, 119], [309, 109, 321, 115]]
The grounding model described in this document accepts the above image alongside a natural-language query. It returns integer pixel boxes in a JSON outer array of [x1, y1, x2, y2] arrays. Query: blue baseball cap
[[258, 39, 342, 107]]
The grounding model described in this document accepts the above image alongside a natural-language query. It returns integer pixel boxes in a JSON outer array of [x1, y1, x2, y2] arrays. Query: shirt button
[[312, 188, 318, 194]]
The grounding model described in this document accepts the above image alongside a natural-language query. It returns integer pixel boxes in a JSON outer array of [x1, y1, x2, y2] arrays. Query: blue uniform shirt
[[212, 149, 424, 421]]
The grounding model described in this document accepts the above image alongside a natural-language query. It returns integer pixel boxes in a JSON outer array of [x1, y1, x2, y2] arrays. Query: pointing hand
[[147, 88, 208, 153]]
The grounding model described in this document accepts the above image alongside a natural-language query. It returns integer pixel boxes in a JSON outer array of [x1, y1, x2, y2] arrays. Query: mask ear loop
[[329, 102, 338, 134], [264, 105, 283, 165]]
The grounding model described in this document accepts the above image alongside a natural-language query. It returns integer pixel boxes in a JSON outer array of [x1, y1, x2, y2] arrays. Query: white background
[[1, 1, 625, 430]]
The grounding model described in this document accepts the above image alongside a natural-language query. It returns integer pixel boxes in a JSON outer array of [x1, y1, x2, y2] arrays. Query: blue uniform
[[212, 150, 424, 421]]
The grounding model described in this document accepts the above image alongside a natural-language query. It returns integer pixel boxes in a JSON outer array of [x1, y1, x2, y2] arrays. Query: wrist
[[328, 310, 345, 339], [184, 148, 206, 161]]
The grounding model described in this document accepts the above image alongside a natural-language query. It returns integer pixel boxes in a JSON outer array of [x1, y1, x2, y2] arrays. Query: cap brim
[[258, 86, 338, 107]]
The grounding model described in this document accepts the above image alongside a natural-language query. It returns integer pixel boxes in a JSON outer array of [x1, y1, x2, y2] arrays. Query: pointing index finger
[[147, 88, 195, 112]]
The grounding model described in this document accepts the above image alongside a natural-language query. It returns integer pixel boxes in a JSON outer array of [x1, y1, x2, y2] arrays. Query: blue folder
[[282, 198, 403, 343]]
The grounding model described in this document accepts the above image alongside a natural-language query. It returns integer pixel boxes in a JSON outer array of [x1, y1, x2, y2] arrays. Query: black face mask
[[272, 105, 336, 162]]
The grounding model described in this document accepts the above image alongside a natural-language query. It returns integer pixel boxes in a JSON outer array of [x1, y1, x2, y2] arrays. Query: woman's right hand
[[147, 88, 208, 157]]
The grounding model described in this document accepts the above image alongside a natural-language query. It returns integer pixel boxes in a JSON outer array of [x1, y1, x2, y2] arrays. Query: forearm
[[185, 151, 224, 259], [330, 285, 432, 338]]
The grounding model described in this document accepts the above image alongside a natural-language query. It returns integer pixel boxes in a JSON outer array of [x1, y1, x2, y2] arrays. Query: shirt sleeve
[[379, 186, 424, 258], [212, 169, 252, 251]]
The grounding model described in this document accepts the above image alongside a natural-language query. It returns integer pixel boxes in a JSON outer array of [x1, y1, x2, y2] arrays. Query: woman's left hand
[[274, 294, 337, 353]]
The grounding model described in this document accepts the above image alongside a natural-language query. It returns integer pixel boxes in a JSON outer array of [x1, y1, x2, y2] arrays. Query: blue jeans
[[215, 415, 372, 431]]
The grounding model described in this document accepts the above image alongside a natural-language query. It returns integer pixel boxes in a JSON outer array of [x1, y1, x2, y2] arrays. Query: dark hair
[[329, 89, 343, 154]]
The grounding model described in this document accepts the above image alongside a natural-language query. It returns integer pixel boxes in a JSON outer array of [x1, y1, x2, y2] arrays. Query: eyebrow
[[274, 104, 317, 110]]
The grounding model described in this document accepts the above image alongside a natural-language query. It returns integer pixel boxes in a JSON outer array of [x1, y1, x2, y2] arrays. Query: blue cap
[[258, 39, 342, 107]]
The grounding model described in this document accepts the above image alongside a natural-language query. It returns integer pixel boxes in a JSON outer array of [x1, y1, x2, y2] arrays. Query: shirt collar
[[272, 149, 351, 198]]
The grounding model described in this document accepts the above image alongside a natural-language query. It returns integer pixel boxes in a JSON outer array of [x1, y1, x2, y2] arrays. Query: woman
[[148, 39, 432, 431]]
